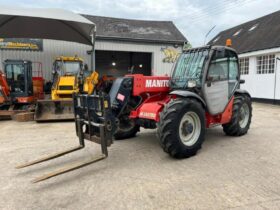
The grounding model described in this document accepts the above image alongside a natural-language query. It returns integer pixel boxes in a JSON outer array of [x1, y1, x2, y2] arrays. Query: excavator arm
[[83, 71, 99, 95], [0, 71, 10, 104]]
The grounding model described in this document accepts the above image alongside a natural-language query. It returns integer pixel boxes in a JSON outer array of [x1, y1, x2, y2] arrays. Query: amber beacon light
[[226, 39, 232, 47]]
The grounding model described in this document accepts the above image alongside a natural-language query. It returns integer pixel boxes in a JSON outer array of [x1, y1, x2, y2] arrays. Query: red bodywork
[[32, 62, 44, 100], [205, 97, 234, 127], [16, 96, 35, 103], [0, 71, 10, 103], [128, 74, 171, 122], [127, 74, 234, 127]]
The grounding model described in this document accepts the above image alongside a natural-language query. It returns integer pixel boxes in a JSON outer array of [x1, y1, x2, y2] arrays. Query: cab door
[[203, 49, 231, 115]]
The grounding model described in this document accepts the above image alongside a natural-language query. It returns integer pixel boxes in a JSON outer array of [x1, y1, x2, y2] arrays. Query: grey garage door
[[95, 50, 152, 77]]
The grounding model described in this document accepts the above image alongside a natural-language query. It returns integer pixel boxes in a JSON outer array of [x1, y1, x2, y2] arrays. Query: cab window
[[207, 49, 239, 97], [228, 57, 239, 95], [208, 57, 228, 81]]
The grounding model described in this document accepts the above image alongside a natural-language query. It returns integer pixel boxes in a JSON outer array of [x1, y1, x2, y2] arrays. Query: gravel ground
[[0, 102, 280, 210]]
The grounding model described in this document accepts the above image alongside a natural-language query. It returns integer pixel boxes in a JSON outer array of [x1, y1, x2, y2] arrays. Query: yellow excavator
[[35, 56, 99, 121]]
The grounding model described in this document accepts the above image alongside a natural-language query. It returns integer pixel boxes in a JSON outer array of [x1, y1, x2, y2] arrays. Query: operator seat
[[17, 74, 25, 92]]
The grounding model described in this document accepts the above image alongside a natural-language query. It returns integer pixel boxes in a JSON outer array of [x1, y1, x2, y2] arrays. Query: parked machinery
[[0, 60, 44, 120], [73, 44, 252, 158], [34, 56, 99, 122], [17, 43, 252, 183]]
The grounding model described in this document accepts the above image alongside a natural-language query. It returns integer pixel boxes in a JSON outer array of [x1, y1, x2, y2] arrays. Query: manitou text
[[145, 79, 169, 88]]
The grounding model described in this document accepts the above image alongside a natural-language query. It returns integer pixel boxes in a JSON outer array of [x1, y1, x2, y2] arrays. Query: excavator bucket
[[35, 99, 74, 122], [16, 93, 115, 183]]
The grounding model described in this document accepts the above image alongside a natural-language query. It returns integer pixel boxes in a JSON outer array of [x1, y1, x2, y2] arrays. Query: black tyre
[[223, 94, 252, 136], [158, 98, 206, 159], [114, 117, 140, 140]]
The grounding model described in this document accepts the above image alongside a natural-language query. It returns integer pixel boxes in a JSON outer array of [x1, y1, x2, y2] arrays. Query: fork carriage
[[16, 93, 113, 183]]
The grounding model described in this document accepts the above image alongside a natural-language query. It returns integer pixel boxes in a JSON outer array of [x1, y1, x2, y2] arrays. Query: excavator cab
[[51, 56, 83, 100], [52, 57, 83, 82], [0, 60, 42, 120], [3, 60, 34, 103]]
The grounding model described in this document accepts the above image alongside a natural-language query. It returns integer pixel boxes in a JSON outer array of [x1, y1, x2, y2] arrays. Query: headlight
[[188, 80, 197, 88]]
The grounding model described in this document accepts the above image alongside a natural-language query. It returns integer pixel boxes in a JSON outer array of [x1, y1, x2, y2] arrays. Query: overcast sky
[[0, 0, 280, 46]]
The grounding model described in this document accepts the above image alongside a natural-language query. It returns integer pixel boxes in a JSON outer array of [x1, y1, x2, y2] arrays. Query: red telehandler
[[17, 43, 252, 183]]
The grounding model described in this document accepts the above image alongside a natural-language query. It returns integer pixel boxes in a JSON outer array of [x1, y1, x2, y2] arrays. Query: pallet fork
[[16, 93, 115, 183]]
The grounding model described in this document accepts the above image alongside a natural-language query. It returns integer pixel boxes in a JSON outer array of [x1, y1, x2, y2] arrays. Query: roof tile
[[209, 10, 280, 53], [82, 14, 187, 44]]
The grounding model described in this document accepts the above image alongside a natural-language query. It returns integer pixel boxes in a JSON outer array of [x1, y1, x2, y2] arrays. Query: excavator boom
[[0, 70, 10, 103]]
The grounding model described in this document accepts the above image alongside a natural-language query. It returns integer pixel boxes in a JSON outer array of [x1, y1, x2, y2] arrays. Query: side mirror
[[240, 79, 245, 84]]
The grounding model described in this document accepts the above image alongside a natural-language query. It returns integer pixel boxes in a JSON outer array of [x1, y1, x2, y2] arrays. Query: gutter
[[95, 35, 187, 45]]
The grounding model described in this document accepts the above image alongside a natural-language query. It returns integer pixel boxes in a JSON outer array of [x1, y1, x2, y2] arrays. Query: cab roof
[[4, 59, 32, 64], [55, 56, 83, 62], [183, 45, 237, 54]]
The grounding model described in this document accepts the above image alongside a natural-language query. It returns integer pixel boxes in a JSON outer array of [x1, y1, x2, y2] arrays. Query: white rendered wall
[[239, 48, 280, 100]]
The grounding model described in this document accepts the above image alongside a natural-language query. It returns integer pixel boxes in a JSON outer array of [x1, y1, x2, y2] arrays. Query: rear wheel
[[158, 98, 205, 159], [223, 94, 252, 136], [114, 116, 140, 140]]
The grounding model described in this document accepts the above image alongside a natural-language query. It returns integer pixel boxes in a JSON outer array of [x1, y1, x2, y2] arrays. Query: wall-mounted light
[[112, 62, 116, 66], [139, 64, 143, 68]]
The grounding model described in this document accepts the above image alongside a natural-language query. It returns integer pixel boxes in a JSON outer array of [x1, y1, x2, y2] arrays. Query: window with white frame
[[239, 57, 249, 75], [256, 54, 275, 74]]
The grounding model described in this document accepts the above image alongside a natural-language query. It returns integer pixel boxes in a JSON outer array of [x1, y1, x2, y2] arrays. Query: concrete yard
[[0, 103, 280, 210]]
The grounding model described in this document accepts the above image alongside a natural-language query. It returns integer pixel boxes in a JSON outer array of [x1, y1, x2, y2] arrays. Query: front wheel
[[114, 116, 140, 140], [158, 98, 206, 159], [223, 94, 252, 136]]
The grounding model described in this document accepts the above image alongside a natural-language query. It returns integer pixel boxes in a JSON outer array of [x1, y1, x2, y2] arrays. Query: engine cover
[[109, 77, 133, 117], [126, 74, 170, 96]]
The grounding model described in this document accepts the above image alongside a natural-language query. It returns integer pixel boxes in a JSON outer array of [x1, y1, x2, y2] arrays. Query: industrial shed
[[0, 14, 187, 81]]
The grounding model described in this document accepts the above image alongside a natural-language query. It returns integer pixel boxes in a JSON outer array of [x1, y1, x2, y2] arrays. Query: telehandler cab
[[17, 44, 252, 183]]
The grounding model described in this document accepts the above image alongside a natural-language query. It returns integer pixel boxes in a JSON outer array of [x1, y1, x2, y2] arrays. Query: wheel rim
[[179, 111, 201, 146], [239, 103, 250, 128]]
